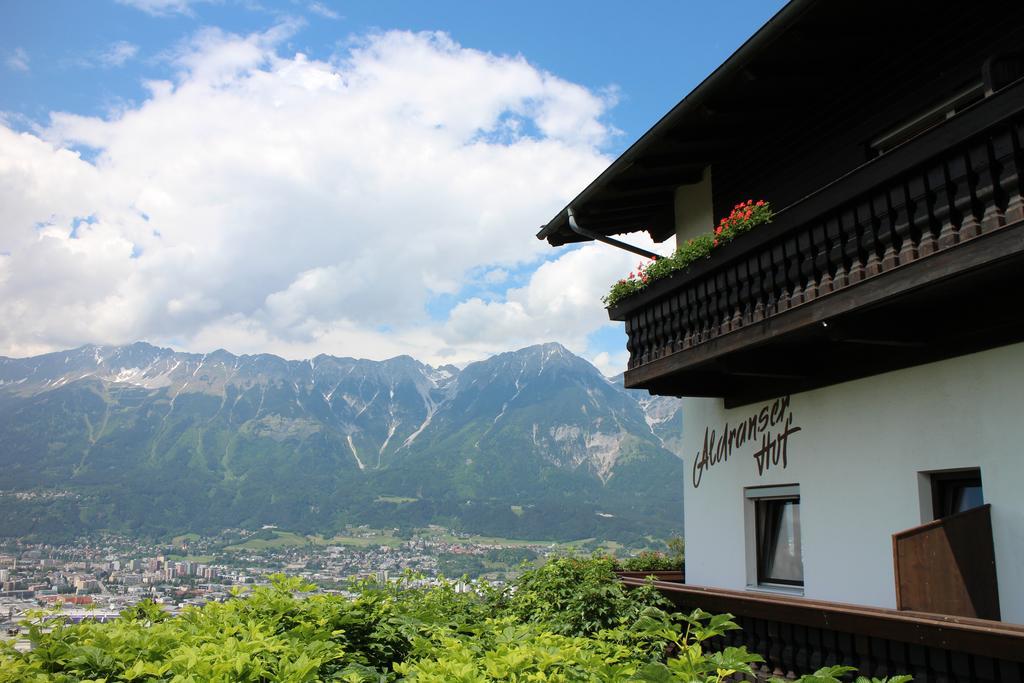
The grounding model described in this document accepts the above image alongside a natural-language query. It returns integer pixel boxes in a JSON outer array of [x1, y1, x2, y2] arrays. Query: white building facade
[[681, 343, 1024, 621]]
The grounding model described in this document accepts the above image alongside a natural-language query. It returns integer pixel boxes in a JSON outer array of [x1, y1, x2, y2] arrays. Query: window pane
[[757, 499, 803, 585], [952, 484, 983, 514], [932, 472, 983, 519]]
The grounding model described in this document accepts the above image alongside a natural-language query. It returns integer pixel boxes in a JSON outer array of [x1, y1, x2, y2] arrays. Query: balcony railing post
[[798, 230, 817, 302], [653, 299, 665, 360], [772, 243, 789, 311], [888, 642, 911, 683], [975, 137, 1006, 234], [715, 270, 730, 335], [930, 159, 960, 250], [1006, 122, 1024, 223], [854, 634, 872, 680], [757, 249, 773, 320], [858, 200, 883, 277], [993, 123, 1024, 225], [660, 298, 672, 357], [667, 293, 681, 355], [840, 208, 866, 283], [949, 152, 983, 242], [929, 646, 952, 683], [641, 307, 653, 364], [785, 235, 804, 307], [624, 316, 637, 369], [906, 644, 928, 681], [705, 276, 719, 340], [874, 191, 900, 272], [806, 626, 824, 672], [810, 223, 832, 296], [767, 619, 784, 676], [824, 215, 847, 289], [701, 280, 710, 343], [890, 180, 917, 266], [908, 172, 937, 257], [821, 629, 839, 670], [685, 286, 698, 349], [729, 262, 744, 330], [937, 160, 958, 250], [794, 624, 811, 676], [781, 621, 798, 678]]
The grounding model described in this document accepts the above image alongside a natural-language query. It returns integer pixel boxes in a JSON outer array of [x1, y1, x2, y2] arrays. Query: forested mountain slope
[[0, 342, 684, 541]]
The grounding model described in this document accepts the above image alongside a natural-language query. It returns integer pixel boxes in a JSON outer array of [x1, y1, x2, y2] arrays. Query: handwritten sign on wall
[[692, 395, 801, 488]]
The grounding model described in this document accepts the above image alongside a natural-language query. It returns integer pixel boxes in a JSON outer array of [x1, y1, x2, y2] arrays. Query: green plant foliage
[[0, 558, 909, 682], [616, 551, 679, 572], [500, 555, 670, 636], [666, 537, 685, 566], [603, 200, 774, 308]]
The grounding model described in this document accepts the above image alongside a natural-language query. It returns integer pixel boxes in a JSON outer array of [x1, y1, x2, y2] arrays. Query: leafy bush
[[617, 550, 679, 572], [500, 555, 669, 635], [667, 536, 685, 566], [0, 558, 909, 682]]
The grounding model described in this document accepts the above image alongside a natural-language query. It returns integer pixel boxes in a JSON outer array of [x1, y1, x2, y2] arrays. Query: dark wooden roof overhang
[[536, 0, 821, 247], [535, 0, 1017, 247]]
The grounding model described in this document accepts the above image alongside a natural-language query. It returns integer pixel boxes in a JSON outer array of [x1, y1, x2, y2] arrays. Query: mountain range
[[0, 342, 683, 543]]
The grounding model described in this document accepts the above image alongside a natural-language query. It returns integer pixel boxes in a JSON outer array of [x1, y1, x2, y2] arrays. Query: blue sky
[[0, 0, 784, 373]]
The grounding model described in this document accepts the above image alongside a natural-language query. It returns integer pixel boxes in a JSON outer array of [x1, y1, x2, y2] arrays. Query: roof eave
[[537, 0, 817, 246]]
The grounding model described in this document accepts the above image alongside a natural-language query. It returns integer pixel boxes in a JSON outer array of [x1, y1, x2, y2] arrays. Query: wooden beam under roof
[[608, 169, 705, 193], [584, 194, 673, 214], [657, 134, 742, 149], [573, 205, 675, 242]]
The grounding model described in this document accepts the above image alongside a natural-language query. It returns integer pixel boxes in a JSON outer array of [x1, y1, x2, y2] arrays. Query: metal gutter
[[566, 208, 661, 259]]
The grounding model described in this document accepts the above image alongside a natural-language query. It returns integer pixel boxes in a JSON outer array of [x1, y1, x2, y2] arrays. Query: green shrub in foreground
[[0, 558, 910, 682]]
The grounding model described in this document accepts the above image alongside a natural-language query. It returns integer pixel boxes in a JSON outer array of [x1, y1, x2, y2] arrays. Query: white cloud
[[61, 41, 141, 70], [308, 2, 340, 20], [115, 0, 205, 16], [0, 23, 648, 371], [98, 41, 140, 67], [5, 48, 29, 72], [591, 350, 630, 378], [441, 236, 663, 359], [482, 268, 508, 285]]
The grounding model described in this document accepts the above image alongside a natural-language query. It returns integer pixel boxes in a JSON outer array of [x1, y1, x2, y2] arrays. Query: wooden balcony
[[611, 81, 1024, 406], [621, 576, 1024, 682], [893, 505, 1000, 621]]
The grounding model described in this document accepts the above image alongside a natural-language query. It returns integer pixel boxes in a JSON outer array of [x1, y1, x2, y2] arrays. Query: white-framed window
[[745, 485, 803, 591]]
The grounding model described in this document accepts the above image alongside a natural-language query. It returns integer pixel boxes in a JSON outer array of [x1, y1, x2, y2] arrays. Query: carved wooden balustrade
[[621, 577, 1024, 683], [611, 82, 1024, 400]]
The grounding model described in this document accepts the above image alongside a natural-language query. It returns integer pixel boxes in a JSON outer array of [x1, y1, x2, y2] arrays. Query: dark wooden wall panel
[[711, 2, 1024, 225], [893, 504, 1000, 621]]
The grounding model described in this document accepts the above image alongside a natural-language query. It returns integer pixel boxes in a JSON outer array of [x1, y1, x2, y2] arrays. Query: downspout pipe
[[565, 207, 661, 260]]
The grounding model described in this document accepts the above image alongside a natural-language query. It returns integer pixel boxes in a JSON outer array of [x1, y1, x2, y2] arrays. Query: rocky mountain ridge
[[0, 342, 684, 542]]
